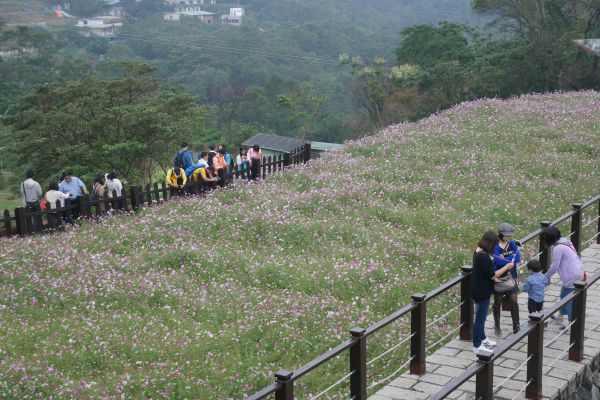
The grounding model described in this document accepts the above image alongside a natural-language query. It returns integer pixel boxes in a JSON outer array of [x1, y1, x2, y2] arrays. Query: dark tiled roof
[[242, 133, 305, 153]]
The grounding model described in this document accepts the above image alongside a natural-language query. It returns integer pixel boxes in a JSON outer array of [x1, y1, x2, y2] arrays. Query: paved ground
[[370, 244, 600, 400]]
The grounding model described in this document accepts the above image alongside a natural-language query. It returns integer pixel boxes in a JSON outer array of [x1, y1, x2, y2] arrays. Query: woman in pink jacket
[[543, 226, 584, 329]]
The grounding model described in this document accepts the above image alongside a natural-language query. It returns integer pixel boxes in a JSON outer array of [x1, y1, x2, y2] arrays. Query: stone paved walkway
[[371, 244, 600, 400]]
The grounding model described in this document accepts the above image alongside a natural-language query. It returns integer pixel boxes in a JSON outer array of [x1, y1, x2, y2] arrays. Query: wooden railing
[[245, 193, 600, 400], [0, 144, 312, 238]]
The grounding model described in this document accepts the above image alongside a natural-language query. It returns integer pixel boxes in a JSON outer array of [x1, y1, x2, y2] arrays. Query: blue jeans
[[473, 298, 490, 348], [560, 287, 574, 321]]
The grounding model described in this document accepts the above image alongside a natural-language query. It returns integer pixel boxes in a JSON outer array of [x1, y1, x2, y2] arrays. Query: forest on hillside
[[1, 0, 599, 187]]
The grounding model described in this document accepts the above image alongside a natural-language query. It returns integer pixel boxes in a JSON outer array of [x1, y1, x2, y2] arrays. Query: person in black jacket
[[472, 231, 515, 353]]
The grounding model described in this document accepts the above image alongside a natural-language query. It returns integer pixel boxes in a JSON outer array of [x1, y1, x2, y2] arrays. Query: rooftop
[[242, 133, 304, 153]]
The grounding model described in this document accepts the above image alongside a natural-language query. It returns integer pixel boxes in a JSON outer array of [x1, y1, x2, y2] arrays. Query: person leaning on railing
[[472, 231, 515, 353], [543, 226, 585, 331]]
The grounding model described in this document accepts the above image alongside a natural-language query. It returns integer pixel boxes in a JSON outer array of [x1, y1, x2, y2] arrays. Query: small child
[[522, 260, 549, 314]]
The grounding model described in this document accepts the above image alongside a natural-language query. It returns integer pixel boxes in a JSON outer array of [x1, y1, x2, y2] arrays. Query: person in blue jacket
[[492, 222, 521, 336]]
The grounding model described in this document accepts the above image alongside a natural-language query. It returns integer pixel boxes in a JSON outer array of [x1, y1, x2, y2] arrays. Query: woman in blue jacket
[[492, 223, 521, 336]]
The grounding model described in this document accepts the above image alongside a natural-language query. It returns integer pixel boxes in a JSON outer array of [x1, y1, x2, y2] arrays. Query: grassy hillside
[[1, 91, 599, 398]]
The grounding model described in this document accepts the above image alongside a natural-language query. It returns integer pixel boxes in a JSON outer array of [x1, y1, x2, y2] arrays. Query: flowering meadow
[[1, 91, 600, 399]]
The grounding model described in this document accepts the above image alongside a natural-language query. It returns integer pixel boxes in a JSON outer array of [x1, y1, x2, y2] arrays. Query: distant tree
[[276, 84, 328, 141], [471, 0, 600, 89], [3, 62, 208, 185]]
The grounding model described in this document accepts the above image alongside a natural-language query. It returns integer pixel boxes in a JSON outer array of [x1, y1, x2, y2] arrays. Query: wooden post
[[526, 312, 544, 400], [15, 207, 27, 237], [460, 265, 473, 340], [410, 293, 426, 375], [82, 195, 92, 219], [144, 184, 151, 205], [303, 142, 311, 163], [274, 370, 293, 400], [261, 157, 266, 179], [129, 186, 142, 211], [283, 152, 290, 168], [3, 209, 11, 237], [569, 281, 587, 362], [153, 183, 160, 203], [475, 350, 494, 400], [161, 182, 168, 201], [349, 327, 367, 400], [570, 203, 582, 255], [539, 221, 551, 273], [267, 155, 272, 175], [121, 191, 129, 211], [64, 198, 73, 223]]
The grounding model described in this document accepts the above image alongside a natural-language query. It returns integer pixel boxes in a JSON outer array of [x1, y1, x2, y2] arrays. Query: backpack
[[174, 150, 185, 169], [41, 195, 48, 210]]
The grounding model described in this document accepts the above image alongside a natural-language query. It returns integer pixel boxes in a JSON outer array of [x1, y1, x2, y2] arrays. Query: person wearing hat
[[492, 222, 521, 336]]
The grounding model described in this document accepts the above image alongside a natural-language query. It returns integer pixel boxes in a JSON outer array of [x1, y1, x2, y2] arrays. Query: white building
[[221, 7, 244, 25], [164, 0, 215, 23], [76, 16, 123, 37], [103, 0, 123, 16]]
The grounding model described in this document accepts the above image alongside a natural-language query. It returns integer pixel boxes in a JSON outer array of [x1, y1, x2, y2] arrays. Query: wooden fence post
[[267, 156, 272, 175], [526, 312, 544, 400], [64, 198, 73, 223], [81, 195, 91, 219], [539, 221, 551, 273], [153, 183, 160, 203], [303, 142, 311, 163], [349, 327, 367, 400], [161, 182, 168, 201], [570, 203, 582, 255], [15, 207, 27, 237], [145, 184, 152, 205], [261, 157, 266, 179], [475, 350, 494, 400], [569, 281, 587, 362], [410, 293, 426, 375], [274, 370, 294, 400], [3, 209, 11, 237], [460, 265, 473, 340], [129, 186, 142, 211], [283, 152, 290, 168]]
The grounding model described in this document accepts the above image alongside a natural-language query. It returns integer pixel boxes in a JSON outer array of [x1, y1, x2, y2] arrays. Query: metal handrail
[[245, 193, 600, 399]]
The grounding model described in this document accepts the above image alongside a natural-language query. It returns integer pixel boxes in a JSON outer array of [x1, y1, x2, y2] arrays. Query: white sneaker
[[473, 344, 492, 353], [482, 338, 497, 347]]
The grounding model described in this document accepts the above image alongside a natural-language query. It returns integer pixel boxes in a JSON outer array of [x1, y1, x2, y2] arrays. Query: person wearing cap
[[492, 222, 521, 335]]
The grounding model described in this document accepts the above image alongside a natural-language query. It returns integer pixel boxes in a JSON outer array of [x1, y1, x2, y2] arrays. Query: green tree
[[276, 84, 328, 141], [3, 63, 207, 185]]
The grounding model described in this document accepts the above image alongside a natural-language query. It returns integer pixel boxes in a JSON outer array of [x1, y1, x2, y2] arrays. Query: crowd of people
[[166, 142, 263, 197], [471, 223, 585, 353], [17, 142, 264, 229], [20, 169, 124, 229]]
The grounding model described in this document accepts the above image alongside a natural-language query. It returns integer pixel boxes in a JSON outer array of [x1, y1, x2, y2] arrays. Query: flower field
[[1, 91, 600, 399]]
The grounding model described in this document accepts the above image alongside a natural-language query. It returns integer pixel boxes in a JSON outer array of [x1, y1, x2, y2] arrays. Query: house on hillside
[[76, 16, 122, 37], [242, 133, 345, 159], [164, 0, 215, 23], [103, 0, 124, 16], [220, 7, 244, 25]]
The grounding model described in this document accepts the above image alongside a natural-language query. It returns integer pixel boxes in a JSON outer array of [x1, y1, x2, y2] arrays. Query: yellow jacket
[[191, 167, 207, 182], [166, 168, 187, 187]]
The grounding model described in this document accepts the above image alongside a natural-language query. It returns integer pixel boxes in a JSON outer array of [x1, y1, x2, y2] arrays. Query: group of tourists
[[18, 142, 264, 229], [20, 169, 124, 229], [471, 223, 584, 353], [165, 142, 263, 196]]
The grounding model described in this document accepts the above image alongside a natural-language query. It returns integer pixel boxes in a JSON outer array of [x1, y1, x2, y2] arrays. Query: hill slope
[[1, 91, 599, 398]]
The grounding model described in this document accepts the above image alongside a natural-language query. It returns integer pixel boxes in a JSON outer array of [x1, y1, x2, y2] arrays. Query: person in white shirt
[[45, 182, 70, 229], [105, 172, 124, 210]]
